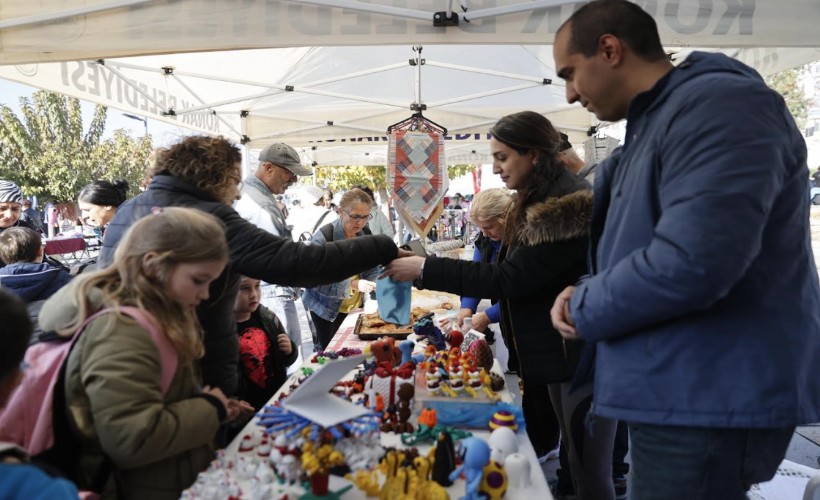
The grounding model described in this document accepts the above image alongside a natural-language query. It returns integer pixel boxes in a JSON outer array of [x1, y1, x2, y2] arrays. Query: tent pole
[[430, 83, 544, 107], [464, 0, 572, 22], [0, 0, 153, 30], [171, 75, 242, 137], [98, 62, 168, 113], [413, 46, 423, 111], [426, 61, 553, 84]]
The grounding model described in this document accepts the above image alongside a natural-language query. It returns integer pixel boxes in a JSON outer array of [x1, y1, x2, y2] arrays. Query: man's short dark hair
[[0, 289, 32, 381], [563, 0, 667, 62], [0, 227, 42, 264]]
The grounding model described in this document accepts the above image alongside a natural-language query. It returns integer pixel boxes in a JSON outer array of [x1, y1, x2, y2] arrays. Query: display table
[[44, 236, 86, 256], [44, 236, 88, 266], [184, 291, 552, 499]]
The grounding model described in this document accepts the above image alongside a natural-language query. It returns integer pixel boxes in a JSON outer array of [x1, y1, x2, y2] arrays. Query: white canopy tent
[[1, 0, 819, 165]]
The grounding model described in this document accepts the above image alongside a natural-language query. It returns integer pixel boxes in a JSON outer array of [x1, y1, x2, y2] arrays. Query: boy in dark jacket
[[0, 227, 72, 302], [233, 276, 298, 412], [0, 227, 72, 342]]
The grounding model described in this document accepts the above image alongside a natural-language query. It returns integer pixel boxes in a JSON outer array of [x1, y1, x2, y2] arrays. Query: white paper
[[282, 355, 371, 428]]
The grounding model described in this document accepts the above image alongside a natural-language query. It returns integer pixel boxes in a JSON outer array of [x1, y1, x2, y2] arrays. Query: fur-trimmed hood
[[516, 190, 593, 246]]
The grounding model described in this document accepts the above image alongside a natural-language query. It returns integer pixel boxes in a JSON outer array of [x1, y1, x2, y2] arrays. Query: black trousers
[[522, 380, 560, 455], [310, 311, 348, 351]]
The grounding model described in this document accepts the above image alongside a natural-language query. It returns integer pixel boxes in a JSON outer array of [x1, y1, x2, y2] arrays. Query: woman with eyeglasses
[[302, 188, 380, 350]]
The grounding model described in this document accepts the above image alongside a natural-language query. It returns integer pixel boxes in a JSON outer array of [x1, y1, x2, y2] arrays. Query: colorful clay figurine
[[414, 316, 447, 351], [447, 329, 464, 349], [398, 339, 416, 365], [432, 430, 458, 487], [488, 410, 518, 432], [448, 437, 491, 500], [479, 459, 508, 500]]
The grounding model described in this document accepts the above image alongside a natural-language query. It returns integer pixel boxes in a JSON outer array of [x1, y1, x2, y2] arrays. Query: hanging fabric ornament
[[388, 128, 448, 238]]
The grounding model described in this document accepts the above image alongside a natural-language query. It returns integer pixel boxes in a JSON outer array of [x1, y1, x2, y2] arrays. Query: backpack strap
[[80, 307, 177, 395], [116, 306, 178, 395], [312, 209, 332, 234], [320, 222, 334, 243]]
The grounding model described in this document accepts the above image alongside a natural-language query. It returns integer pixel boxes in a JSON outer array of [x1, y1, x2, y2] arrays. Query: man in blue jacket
[[550, 1, 820, 498]]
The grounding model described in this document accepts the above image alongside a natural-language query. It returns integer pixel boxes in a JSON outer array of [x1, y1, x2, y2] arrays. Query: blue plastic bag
[[376, 276, 412, 324]]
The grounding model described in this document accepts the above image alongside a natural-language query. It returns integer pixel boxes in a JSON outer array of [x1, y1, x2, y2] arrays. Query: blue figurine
[[398, 339, 415, 365], [448, 437, 491, 500], [413, 316, 447, 351]]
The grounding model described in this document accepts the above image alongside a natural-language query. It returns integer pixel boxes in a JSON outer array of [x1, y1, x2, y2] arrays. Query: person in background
[[0, 181, 39, 240], [318, 188, 335, 211], [0, 227, 73, 339], [233, 276, 297, 411], [275, 196, 289, 219], [550, 1, 820, 499], [0, 289, 79, 499], [39, 207, 252, 498], [234, 143, 312, 361], [351, 184, 395, 240], [303, 189, 380, 350], [19, 199, 44, 234], [454, 187, 561, 465], [99, 135, 401, 397], [384, 111, 614, 500], [288, 185, 340, 243], [77, 180, 130, 239]]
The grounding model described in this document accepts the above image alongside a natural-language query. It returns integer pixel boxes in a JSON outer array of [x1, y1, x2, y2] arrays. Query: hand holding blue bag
[[376, 276, 412, 325]]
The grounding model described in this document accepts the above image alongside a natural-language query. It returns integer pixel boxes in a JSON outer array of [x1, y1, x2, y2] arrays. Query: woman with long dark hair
[[384, 111, 616, 500], [77, 180, 130, 236]]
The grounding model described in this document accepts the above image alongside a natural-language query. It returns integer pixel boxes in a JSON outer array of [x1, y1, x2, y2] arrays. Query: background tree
[[0, 91, 152, 202], [766, 66, 813, 131]]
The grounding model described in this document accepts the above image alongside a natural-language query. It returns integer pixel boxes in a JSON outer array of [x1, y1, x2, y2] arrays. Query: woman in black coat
[[384, 111, 615, 500]]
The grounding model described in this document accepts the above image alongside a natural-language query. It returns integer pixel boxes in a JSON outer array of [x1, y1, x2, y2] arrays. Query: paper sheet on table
[[282, 355, 370, 428], [376, 276, 411, 325]]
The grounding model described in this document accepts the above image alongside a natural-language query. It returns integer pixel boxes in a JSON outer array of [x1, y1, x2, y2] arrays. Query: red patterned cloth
[[388, 130, 447, 236]]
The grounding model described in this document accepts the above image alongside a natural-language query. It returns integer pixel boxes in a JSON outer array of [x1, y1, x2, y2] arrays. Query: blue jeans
[[260, 286, 301, 350], [629, 423, 794, 500]]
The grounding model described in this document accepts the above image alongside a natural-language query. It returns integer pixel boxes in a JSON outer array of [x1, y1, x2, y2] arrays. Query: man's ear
[[598, 34, 625, 66], [35, 244, 45, 263]]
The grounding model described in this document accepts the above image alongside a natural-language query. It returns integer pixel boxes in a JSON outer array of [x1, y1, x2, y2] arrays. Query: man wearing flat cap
[[234, 143, 313, 361]]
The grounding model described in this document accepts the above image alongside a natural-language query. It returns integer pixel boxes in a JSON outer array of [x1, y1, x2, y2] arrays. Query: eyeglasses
[[274, 164, 297, 181], [344, 211, 373, 222]]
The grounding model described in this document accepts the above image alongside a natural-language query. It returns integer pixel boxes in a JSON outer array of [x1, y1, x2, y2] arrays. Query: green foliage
[[313, 164, 478, 192], [765, 67, 812, 131], [0, 91, 152, 202]]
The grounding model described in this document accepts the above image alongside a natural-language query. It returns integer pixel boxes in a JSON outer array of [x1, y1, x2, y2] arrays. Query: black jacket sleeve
[[219, 206, 398, 288], [421, 238, 588, 300]]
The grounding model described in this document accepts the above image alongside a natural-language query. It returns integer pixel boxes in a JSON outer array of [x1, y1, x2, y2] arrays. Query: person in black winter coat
[[99, 136, 402, 396], [384, 112, 616, 500]]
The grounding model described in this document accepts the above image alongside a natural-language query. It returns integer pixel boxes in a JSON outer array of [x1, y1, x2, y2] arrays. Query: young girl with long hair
[[39, 207, 251, 499]]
